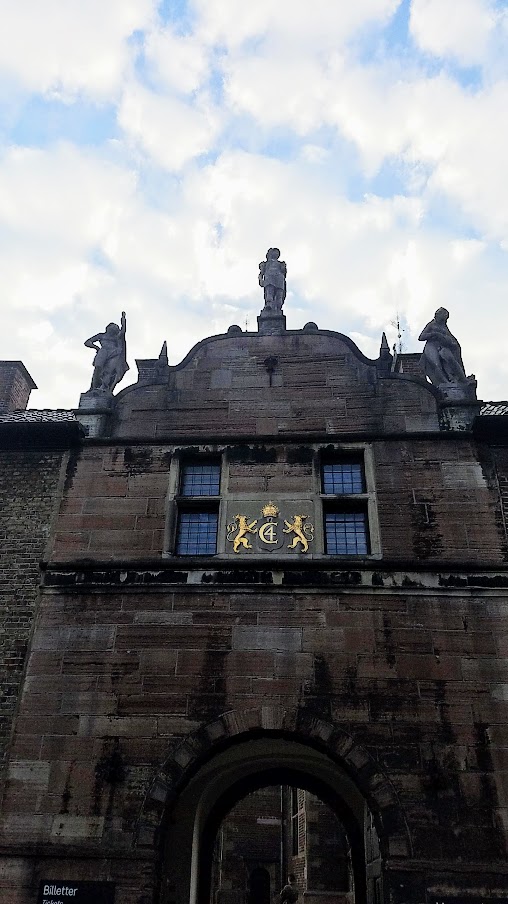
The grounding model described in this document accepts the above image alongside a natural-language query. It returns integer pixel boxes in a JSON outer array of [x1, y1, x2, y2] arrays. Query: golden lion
[[227, 515, 258, 552], [283, 514, 312, 552]]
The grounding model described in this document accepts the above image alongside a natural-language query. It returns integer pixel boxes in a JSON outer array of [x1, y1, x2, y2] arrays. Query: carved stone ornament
[[226, 502, 314, 554]]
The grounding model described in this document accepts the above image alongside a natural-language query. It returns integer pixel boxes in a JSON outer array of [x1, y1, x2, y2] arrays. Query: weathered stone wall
[[48, 445, 169, 562], [2, 327, 508, 904], [47, 437, 506, 565], [375, 438, 507, 563], [112, 331, 439, 439], [1, 573, 508, 901], [0, 444, 66, 799], [486, 445, 508, 554]]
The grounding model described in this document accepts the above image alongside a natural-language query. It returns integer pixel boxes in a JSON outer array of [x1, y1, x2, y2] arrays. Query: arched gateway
[[138, 709, 410, 904]]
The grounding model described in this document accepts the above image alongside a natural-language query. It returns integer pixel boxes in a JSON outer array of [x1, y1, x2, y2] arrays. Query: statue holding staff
[[84, 312, 129, 393]]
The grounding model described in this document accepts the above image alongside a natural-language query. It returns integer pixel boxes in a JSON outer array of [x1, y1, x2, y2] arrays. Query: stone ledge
[[41, 561, 508, 591]]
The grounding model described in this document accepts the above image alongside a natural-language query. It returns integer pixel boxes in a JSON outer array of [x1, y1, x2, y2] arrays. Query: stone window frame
[[163, 443, 380, 559], [164, 451, 225, 556], [318, 444, 381, 558]]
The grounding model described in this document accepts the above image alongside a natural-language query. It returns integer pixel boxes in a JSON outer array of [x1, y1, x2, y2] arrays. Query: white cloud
[[424, 82, 508, 245], [171, 150, 428, 330], [192, 0, 401, 50], [322, 64, 508, 246], [223, 51, 330, 135], [0, 143, 137, 255], [0, 0, 156, 101], [300, 145, 330, 164], [144, 25, 210, 94], [409, 0, 498, 66], [118, 80, 220, 170]]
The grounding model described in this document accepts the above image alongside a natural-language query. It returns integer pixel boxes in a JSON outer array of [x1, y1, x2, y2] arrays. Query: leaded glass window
[[180, 463, 220, 496], [322, 460, 364, 494], [324, 511, 368, 555], [176, 511, 218, 555]]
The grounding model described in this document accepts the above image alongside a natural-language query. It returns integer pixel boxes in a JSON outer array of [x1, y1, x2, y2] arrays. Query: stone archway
[[136, 708, 412, 904], [198, 761, 366, 904]]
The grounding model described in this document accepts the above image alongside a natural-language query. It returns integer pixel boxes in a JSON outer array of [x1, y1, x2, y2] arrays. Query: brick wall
[[488, 445, 508, 548], [212, 786, 282, 903], [2, 461, 508, 901], [305, 793, 350, 894], [0, 444, 66, 797], [0, 363, 36, 412]]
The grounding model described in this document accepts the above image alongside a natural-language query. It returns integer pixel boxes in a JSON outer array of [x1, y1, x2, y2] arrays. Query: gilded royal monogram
[[258, 521, 278, 544], [226, 502, 314, 553]]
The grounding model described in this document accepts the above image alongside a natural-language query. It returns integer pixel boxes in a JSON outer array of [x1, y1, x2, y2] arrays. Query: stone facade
[[1, 325, 508, 904]]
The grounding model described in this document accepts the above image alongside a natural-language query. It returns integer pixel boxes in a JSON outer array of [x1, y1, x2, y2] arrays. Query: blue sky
[[1, 0, 508, 406]]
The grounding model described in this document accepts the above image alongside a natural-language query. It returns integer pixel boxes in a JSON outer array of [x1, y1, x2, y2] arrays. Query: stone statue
[[259, 248, 286, 311], [418, 308, 476, 400], [84, 312, 129, 393]]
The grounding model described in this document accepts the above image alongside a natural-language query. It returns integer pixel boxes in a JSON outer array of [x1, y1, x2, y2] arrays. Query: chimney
[[0, 361, 37, 412]]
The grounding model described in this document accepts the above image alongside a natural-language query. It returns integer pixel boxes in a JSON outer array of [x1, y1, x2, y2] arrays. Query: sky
[[2, 0, 508, 408]]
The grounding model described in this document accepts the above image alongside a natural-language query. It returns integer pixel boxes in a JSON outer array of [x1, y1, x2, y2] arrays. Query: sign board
[[38, 881, 115, 904]]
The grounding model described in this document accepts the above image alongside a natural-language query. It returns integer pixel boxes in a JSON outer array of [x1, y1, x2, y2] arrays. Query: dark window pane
[[176, 512, 218, 555], [322, 461, 364, 494], [181, 464, 220, 496], [325, 511, 368, 555]]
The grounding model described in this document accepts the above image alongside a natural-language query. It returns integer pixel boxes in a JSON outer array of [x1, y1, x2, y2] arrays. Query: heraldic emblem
[[227, 514, 258, 552], [227, 502, 314, 553]]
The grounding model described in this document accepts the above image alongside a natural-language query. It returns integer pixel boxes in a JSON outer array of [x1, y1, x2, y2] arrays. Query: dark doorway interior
[[248, 867, 271, 904]]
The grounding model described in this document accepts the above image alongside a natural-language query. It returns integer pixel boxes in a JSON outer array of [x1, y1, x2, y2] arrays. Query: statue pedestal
[[438, 379, 477, 404], [257, 310, 286, 336], [439, 401, 482, 431], [437, 378, 479, 430], [75, 390, 113, 438], [78, 390, 113, 410]]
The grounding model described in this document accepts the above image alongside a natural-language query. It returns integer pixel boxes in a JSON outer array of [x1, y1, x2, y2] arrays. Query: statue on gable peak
[[259, 248, 287, 312]]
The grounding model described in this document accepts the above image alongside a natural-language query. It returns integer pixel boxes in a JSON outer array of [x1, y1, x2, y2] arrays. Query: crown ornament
[[262, 501, 279, 518]]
